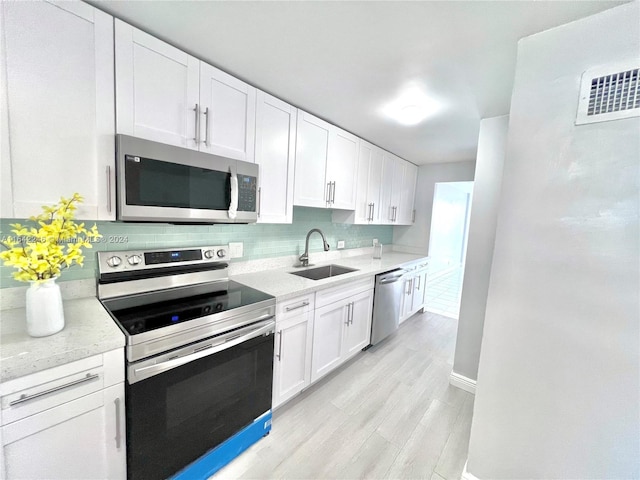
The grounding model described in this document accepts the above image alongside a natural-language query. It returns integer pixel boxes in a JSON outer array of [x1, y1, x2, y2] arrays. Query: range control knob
[[204, 250, 215, 259], [217, 249, 226, 258], [106, 256, 122, 268], [128, 255, 142, 266]]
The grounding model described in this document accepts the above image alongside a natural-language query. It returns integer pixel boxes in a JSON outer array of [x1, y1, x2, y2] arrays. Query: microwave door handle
[[228, 170, 238, 220]]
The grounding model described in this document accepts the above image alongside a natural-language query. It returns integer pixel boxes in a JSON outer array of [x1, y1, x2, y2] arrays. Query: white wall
[[467, 3, 639, 479], [393, 160, 475, 254], [452, 115, 508, 383]]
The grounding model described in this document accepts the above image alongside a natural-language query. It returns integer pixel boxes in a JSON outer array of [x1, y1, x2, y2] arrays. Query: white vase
[[26, 278, 65, 337]]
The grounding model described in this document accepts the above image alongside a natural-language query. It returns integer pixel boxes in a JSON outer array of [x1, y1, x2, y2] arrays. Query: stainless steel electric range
[[97, 245, 275, 480]]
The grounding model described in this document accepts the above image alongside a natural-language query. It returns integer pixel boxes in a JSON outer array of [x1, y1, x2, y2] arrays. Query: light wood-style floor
[[212, 311, 473, 480]]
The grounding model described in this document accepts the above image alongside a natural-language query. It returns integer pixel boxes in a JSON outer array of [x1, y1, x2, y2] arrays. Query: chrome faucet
[[299, 229, 330, 267]]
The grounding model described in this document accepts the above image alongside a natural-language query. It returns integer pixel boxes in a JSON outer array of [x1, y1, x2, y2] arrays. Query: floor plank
[[211, 311, 472, 480]]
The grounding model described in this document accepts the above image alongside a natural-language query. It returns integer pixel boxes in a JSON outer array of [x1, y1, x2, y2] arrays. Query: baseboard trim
[[449, 371, 476, 394], [461, 461, 481, 480]]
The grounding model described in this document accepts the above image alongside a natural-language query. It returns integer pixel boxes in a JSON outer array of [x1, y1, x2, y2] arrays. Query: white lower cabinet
[[400, 263, 429, 323], [311, 279, 374, 384], [272, 311, 314, 409], [0, 350, 126, 479], [272, 279, 374, 407]]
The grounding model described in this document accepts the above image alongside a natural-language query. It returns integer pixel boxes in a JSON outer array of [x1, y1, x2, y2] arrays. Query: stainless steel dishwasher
[[370, 268, 408, 346]]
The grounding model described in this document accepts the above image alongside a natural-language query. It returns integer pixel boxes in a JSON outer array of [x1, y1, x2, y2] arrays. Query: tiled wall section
[[0, 207, 393, 288]]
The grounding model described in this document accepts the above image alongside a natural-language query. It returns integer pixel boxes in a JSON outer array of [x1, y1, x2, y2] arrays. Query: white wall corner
[[461, 461, 481, 480], [449, 371, 477, 394]]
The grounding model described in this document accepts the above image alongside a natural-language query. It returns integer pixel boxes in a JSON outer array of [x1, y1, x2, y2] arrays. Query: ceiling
[[91, 0, 626, 165]]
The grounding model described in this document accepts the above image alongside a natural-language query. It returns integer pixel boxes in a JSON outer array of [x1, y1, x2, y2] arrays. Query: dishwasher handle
[[378, 270, 409, 284]]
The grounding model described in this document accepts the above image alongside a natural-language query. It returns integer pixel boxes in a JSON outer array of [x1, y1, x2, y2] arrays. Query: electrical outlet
[[337, 240, 345, 249], [372, 238, 379, 246], [229, 242, 243, 258]]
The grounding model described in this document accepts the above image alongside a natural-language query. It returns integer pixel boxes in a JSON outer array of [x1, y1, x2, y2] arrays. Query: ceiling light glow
[[381, 86, 442, 126]]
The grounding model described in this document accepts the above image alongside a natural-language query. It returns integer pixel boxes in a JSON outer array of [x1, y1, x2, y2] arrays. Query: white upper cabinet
[[379, 152, 396, 223], [255, 91, 297, 223], [326, 127, 359, 210], [353, 141, 384, 224], [398, 162, 418, 225], [1, 0, 115, 220], [294, 110, 359, 210], [115, 20, 256, 160], [115, 20, 200, 150], [294, 111, 331, 208], [199, 64, 256, 161]]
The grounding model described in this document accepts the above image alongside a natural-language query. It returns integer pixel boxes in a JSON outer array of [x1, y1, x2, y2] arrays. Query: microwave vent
[[576, 61, 640, 125]]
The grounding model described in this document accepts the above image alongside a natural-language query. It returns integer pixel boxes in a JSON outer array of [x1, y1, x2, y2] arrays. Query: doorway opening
[[425, 181, 473, 319]]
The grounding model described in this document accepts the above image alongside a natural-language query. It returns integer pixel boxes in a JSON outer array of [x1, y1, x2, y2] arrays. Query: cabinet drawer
[[315, 277, 374, 308], [277, 293, 315, 321], [1, 367, 105, 426]]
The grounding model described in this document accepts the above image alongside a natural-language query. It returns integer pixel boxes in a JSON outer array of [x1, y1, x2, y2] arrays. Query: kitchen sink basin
[[290, 264, 358, 281]]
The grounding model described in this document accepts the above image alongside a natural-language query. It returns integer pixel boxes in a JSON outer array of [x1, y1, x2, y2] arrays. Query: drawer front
[[1, 364, 105, 425], [315, 277, 374, 309], [277, 293, 315, 321]]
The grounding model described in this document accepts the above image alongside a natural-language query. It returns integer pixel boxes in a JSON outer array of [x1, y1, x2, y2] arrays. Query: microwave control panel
[[237, 174, 257, 212]]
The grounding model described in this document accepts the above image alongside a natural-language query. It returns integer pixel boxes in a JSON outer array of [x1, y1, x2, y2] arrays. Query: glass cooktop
[[102, 281, 273, 336]]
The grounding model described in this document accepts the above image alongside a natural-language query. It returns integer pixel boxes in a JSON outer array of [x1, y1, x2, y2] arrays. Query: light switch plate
[[229, 242, 243, 258], [337, 240, 345, 249]]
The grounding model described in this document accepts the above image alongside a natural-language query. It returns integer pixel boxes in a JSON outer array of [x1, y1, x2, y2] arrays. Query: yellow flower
[[0, 194, 100, 282]]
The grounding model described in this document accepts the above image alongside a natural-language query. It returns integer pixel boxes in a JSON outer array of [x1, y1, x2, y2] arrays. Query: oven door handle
[[130, 318, 275, 383]]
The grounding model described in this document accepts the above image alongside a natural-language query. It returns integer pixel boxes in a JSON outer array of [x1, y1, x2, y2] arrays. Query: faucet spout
[[299, 228, 330, 267]]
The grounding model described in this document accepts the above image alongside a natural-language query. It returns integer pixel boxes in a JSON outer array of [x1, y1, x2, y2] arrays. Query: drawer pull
[[285, 301, 310, 312], [9, 373, 100, 407]]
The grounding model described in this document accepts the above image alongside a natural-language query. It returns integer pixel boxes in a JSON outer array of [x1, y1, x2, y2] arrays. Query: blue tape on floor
[[171, 411, 272, 480]]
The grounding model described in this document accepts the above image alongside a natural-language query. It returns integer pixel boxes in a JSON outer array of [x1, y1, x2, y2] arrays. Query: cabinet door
[[343, 290, 374, 358], [255, 92, 297, 223], [368, 146, 384, 223], [412, 270, 428, 313], [272, 312, 313, 408], [115, 20, 200, 150], [398, 161, 418, 225], [327, 127, 359, 210], [390, 156, 405, 223], [400, 276, 415, 323], [2, 1, 115, 220], [199, 63, 256, 161], [2, 386, 125, 479], [311, 301, 348, 383], [380, 152, 395, 224], [293, 111, 330, 208], [353, 142, 374, 223]]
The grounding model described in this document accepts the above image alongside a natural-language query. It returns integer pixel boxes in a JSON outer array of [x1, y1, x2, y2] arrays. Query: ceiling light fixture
[[381, 85, 442, 126]]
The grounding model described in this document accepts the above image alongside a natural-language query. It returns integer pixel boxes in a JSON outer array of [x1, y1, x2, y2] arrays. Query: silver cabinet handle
[[412, 209, 416, 223], [368, 203, 374, 221], [371, 202, 375, 221], [193, 104, 200, 144], [326, 182, 332, 204], [345, 303, 351, 325], [350, 301, 354, 325], [9, 373, 100, 407], [394, 206, 398, 222], [415, 275, 421, 290], [114, 397, 122, 449], [276, 330, 283, 361], [285, 301, 309, 312], [389, 206, 394, 221], [257, 187, 262, 218], [106, 165, 112, 213], [331, 181, 336, 204], [204, 107, 210, 146], [405, 279, 412, 296]]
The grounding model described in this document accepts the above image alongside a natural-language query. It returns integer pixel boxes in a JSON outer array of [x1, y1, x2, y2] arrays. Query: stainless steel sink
[[290, 264, 358, 281]]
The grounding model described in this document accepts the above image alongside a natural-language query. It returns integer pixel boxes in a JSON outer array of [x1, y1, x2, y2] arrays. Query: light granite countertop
[[231, 252, 428, 301], [0, 297, 125, 383]]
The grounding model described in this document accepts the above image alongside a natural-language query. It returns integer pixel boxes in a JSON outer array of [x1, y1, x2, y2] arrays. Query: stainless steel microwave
[[116, 135, 258, 224]]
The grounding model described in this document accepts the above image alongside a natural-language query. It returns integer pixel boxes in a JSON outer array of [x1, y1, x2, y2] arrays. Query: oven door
[[125, 318, 274, 480]]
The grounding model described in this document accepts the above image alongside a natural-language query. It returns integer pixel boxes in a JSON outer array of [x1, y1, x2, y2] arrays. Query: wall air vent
[[576, 61, 639, 125]]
